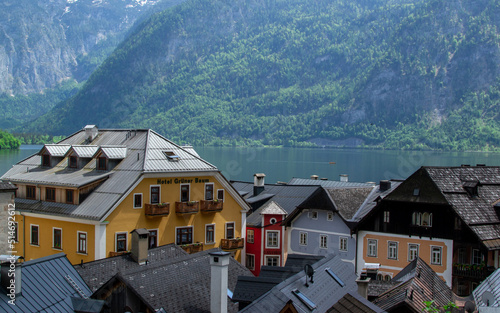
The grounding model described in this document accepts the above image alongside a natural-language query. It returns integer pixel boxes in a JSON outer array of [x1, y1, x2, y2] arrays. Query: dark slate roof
[[76, 244, 188, 292], [78, 245, 252, 313], [327, 292, 386, 313], [232, 276, 282, 303], [373, 257, 456, 312], [232, 182, 321, 227], [367, 280, 400, 298], [2, 128, 221, 221], [0, 182, 16, 191], [0, 253, 104, 313], [326, 187, 375, 220], [71, 297, 107, 313], [289, 178, 374, 188], [352, 180, 402, 223], [473, 267, 500, 307], [284, 254, 325, 268], [240, 253, 360, 313]]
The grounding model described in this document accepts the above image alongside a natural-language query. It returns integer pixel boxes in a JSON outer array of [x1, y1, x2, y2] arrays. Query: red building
[[245, 201, 287, 276]]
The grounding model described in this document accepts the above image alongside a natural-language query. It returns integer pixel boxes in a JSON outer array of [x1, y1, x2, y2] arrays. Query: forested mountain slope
[[25, 0, 500, 150]]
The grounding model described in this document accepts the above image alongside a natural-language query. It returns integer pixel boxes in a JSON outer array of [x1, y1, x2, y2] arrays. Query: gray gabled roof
[[289, 177, 374, 188], [473, 267, 500, 307], [352, 180, 402, 223], [240, 253, 360, 313], [1, 128, 221, 221], [69, 145, 99, 158], [0, 253, 104, 313], [41, 144, 71, 157]]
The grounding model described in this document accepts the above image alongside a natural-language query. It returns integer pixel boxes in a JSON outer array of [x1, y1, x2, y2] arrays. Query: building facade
[[2, 126, 249, 264]]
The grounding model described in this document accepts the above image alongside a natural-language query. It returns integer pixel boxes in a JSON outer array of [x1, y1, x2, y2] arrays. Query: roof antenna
[[304, 264, 314, 287]]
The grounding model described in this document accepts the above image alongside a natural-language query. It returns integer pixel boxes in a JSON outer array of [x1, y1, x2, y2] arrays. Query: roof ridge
[[22, 252, 67, 266]]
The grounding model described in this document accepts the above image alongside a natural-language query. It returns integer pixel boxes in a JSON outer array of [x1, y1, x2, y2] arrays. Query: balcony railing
[[175, 201, 200, 214], [181, 242, 203, 254], [145, 203, 170, 216], [452, 264, 493, 280], [200, 200, 223, 213], [220, 238, 244, 250]]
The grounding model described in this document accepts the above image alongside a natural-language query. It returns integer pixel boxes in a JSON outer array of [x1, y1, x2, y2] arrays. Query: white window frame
[[115, 232, 128, 252], [299, 232, 308, 246], [13, 222, 18, 243], [431, 246, 442, 265], [472, 249, 482, 265], [77, 231, 87, 255], [246, 254, 255, 270], [339, 237, 348, 251], [309, 211, 318, 219], [133, 193, 143, 209], [367, 239, 378, 257], [150, 185, 161, 204], [320, 234, 328, 249], [205, 224, 215, 244], [225, 222, 235, 239], [408, 243, 419, 262], [53, 227, 63, 250], [148, 228, 159, 249], [204, 183, 214, 201], [327, 212, 334, 221], [266, 230, 280, 249], [180, 183, 190, 202], [247, 229, 254, 244], [388, 241, 398, 260], [30, 224, 39, 246], [384, 211, 390, 223], [217, 189, 225, 202], [264, 255, 280, 267]]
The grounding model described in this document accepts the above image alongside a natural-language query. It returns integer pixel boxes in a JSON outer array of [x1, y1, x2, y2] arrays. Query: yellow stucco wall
[[105, 175, 243, 260], [14, 214, 95, 265]]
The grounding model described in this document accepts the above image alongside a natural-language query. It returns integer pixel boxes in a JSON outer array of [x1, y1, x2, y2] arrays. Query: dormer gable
[[93, 145, 127, 171], [39, 144, 71, 167], [65, 145, 99, 169]]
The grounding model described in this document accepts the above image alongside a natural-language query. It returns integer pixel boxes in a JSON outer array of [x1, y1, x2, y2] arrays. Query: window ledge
[[76, 252, 88, 256]]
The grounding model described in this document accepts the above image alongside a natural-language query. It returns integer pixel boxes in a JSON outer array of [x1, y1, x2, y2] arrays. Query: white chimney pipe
[[210, 251, 230, 313], [340, 174, 348, 182]]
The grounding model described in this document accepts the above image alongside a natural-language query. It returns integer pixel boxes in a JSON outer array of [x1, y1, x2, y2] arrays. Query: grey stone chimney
[[356, 277, 370, 299], [83, 125, 98, 142], [253, 173, 265, 196], [379, 180, 392, 192], [1, 255, 22, 297], [130, 228, 149, 265], [210, 251, 230, 313]]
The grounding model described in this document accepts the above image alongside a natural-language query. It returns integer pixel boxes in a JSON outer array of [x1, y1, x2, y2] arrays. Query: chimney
[[130, 228, 149, 265], [310, 175, 318, 180], [356, 277, 371, 299], [83, 125, 98, 142], [210, 251, 230, 313], [379, 180, 392, 191], [340, 174, 348, 182], [253, 173, 265, 196], [1, 255, 21, 298]]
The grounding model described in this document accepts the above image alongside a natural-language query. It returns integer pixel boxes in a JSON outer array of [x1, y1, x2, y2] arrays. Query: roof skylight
[[325, 268, 345, 287], [292, 289, 316, 311], [164, 151, 180, 162]]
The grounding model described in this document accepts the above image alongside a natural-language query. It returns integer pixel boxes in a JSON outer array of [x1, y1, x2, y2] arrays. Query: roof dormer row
[[39, 144, 127, 170]]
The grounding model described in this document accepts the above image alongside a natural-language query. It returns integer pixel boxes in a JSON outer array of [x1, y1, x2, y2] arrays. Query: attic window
[[69, 156, 77, 168], [164, 151, 180, 162], [97, 157, 107, 170], [325, 268, 345, 287], [463, 181, 479, 198], [413, 188, 420, 196], [292, 289, 317, 311], [42, 154, 50, 167]]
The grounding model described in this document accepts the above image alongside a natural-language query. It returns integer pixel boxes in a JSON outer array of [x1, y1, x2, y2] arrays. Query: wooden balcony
[[109, 251, 128, 257], [181, 242, 204, 254], [452, 264, 493, 280], [145, 203, 170, 216], [200, 200, 223, 213], [220, 238, 244, 250], [175, 201, 200, 214]]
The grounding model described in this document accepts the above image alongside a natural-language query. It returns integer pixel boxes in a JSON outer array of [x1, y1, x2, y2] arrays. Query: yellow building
[[1, 126, 249, 265]]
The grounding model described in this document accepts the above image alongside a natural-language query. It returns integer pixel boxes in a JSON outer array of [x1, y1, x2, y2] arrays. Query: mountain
[[23, 0, 500, 150], [0, 0, 185, 126]]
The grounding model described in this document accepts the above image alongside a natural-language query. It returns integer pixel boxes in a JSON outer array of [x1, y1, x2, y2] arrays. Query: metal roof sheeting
[[99, 146, 127, 159], [0, 253, 103, 313], [41, 144, 71, 157], [70, 145, 99, 158], [473, 268, 500, 307], [289, 177, 374, 188]]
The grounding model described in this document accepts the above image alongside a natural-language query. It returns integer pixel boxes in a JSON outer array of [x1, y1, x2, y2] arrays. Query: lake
[[3, 145, 500, 184]]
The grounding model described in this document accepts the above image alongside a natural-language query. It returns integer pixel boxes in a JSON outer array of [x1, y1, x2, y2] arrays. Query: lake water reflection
[[1, 145, 500, 184]]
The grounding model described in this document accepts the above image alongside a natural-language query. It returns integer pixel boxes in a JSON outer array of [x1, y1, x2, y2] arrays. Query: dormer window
[[69, 156, 78, 168], [42, 154, 50, 167], [164, 151, 180, 161], [463, 181, 479, 198], [97, 157, 107, 170]]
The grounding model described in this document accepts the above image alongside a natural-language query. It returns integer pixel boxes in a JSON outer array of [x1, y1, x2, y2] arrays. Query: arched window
[[377, 274, 383, 281], [422, 212, 432, 226], [384, 275, 391, 281]]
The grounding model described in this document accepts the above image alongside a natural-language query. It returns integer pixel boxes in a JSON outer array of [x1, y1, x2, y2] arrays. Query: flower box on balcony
[[220, 238, 244, 250], [109, 251, 128, 257], [200, 200, 223, 213], [145, 203, 170, 216], [175, 201, 200, 214], [181, 242, 204, 254]]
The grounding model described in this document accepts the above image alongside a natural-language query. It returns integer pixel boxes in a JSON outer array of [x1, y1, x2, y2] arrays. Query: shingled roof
[[1, 128, 222, 221], [327, 292, 386, 313], [372, 257, 456, 312], [77, 245, 252, 313]]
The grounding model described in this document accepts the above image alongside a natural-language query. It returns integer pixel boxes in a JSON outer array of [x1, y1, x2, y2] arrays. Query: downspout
[[21, 212, 25, 260]]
